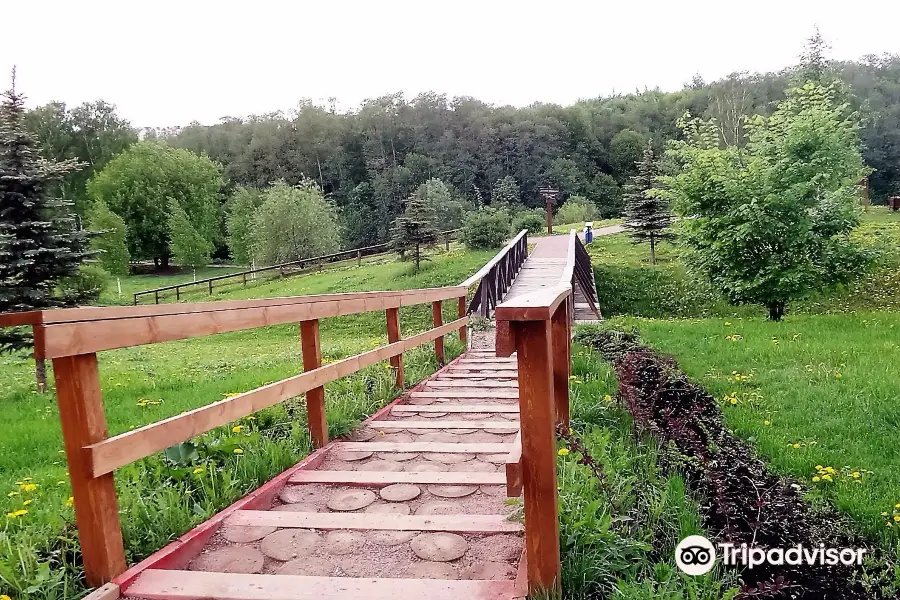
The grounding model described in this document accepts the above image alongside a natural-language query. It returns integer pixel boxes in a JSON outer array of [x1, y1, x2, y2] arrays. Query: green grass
[[588, 206, 900, 319], [0, 247, 492, 599], [609, 312, 900, 554], [98, 266, 245, 305], [556, 342, 738, 599]]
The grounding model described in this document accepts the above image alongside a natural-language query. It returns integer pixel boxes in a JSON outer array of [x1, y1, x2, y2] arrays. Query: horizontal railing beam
[[494, 286, 571, 323], [459, 230, 528, 288], [84, 316, 468, 477], [37, 287, 467, 358]]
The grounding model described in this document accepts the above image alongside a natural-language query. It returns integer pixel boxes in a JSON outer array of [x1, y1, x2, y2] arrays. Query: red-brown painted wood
[[386, 307, 404, 389], [300, 319, 327, 447]]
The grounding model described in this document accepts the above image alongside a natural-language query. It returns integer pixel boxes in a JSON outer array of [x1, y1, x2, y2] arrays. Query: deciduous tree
[[86, 199, 130, 275], [659, 82, 870, 320], [250, 180, 340, 266], [87, 141, 222, 266]]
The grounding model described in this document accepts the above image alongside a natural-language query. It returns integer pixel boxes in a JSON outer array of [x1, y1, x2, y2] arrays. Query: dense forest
[[24, 48, 900, 253]]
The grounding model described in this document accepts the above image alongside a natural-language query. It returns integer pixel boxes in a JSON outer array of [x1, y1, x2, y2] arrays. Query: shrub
[[554, 195, 597, 225], [58, 264, 108, 305], [513, 209, 546, 234], [461, 208, 511, 249]]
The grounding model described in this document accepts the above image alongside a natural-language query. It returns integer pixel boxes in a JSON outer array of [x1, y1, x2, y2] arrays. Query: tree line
[[20, 46, 900, 264]]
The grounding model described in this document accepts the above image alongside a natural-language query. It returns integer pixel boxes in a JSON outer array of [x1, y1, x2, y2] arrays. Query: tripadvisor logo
[[675, 535, 867, 576]]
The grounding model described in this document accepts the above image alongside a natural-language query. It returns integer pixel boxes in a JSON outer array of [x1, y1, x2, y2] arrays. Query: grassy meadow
[[0, 246, 492, 599]]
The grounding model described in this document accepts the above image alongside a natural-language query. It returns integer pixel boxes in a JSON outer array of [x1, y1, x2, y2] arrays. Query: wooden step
[[124, 570, 519, 600], [371, 420, 518, 430], [392, 404, 518, 413], [426, 381, 518, 388], [410, 390, 519, 399], [335, 442, 513, 453], [227, 510, 524, 533], [289, 470, 507, 486], [438, 372, 518, 379]]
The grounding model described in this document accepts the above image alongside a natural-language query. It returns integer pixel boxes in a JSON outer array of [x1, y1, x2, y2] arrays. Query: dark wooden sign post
[[539, 186, 559, 235]]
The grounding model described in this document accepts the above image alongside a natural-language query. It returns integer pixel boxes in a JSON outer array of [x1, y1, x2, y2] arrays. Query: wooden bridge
[[1, 231, 601, 600]]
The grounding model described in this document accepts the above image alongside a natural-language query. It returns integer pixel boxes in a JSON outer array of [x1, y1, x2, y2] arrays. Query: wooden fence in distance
[[0, 288, 468, 587], [133, 230, 460, 305]]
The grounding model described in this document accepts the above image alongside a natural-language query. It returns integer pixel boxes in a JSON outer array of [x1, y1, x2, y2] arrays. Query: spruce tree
[[622, 141, 673, 264], [392, 193, 438, 272], [0, 75, 91, 388]]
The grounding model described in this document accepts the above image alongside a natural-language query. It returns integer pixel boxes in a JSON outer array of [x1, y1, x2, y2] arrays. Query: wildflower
[[822, 474, 833, 482], [882, 512, 890, 517], [603, 394, 612, 402], [7, 491, 18, 497], [792, 443, 800, 449], [22, 500, 32, 506], [232, 425, 244, 433], [835, 373, 842, 378], [557, 448, 570, 457], [568, 375, 577, 381], [65, 497, 74, 508], [193, 467, 205, 474], [1, 594, 11, 600], [812, 476, 820, 482], [851, 472, 861, 479], [763, 420, 771, 426], [6, 509, 27, 519], [895, 503, 900, 509], [19, 483, 37, 493], [895, 516, 900, 523], [815, 465, 823, 470], [233, 448, 244, 455]]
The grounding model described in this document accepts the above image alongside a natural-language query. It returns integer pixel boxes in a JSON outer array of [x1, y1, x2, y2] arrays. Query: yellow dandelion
[[65, 497, 74, 508], [193, 467, 205, 474], [730, 398, 738, 405], [792, 443, 801, 449], [232, 425, 244, 433], [815, 465, 823, 470], [568, 375, 577, 381], [603, 394, 612, 402], [6, 509, 27, 518], [557, 448, 570, 457], [233, 448, 244, 455], [822, 474, 833, 482], [22, 500, 32, 506], [20, 483, 37, 493], [895, 516, 900, 523], [763, 420, 771, 426], [812, 476, 820, 482], [835, 373, 842, 378], [1, 594, 11, 600], [851, 472, 861, 479]]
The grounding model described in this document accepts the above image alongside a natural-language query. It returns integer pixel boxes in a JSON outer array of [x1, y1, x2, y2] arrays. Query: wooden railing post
[[551, 302, 570, 428], [52, 353, 127, 586], [432, 300, 444, 365], [510, 318, 561, 595], [300, 319, 327, 447], [457, 296, 467, 346], [386, 307, 404, 389]]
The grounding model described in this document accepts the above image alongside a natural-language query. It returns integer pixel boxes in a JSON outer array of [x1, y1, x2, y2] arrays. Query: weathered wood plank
[[124, 570, 518, 600], [370, 420, 518, 430], [40, 287, 467, 358], [409, 390, 519, 399], [391, 404, 518, 413], [227, 510, 523, 533], [300, 319, 326, 448], [425, 380, 518, 388], [288, 470, 507, 486], [386, 307, 404, 389], [86, 318, 468, 477], [512, 319, 561, 594], [335, 442, 512, 453], [505, 432, 523, 498], [53, 354, 127, 586], [432, 300, 445, 365]]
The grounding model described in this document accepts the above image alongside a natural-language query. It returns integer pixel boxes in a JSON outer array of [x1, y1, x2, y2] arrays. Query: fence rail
[[4, 286, 467, 587], [459, 229, 528, 317], [133, 230, 460, 305]]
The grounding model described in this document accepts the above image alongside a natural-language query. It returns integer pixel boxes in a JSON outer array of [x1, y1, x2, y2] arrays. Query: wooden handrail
[[85, 317, 466, 477], [133, 229, 461, 305], [494, 277, 573, 596], [460, 229, 529, 317], [33, 287, 466, 359], [460, 229, 528, 288], [1, 285, 468, 587]]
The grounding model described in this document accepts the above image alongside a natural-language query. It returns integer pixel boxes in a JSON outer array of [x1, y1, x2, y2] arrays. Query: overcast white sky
[[3, 0, 900, 128]]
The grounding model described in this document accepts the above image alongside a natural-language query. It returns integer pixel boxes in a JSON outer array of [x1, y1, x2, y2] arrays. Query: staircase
[[120, 350, 527, 600]]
